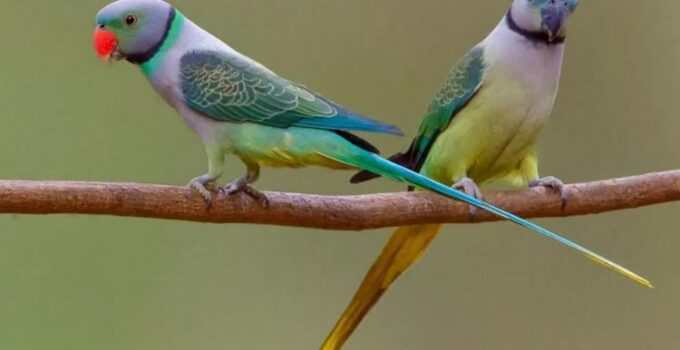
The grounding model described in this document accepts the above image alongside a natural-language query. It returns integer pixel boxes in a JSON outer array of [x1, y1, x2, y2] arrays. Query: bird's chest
[[436, 44, 564, 181], [145, 57, 183, 110], [151, 76, 178, 108], [489, 42, 562, 123], [483, 66, 557, 140], [146, 57, 216, 136]]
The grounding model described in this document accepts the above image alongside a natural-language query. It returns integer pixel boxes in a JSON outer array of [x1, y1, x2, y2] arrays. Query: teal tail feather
[[328, 150, 652, 288]]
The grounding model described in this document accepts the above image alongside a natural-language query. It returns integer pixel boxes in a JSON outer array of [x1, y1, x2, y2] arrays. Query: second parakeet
[[321, 1, 651, 349]]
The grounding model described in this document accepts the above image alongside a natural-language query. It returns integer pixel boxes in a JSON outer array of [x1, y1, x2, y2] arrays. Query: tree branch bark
[[0, 170, 677, 230]]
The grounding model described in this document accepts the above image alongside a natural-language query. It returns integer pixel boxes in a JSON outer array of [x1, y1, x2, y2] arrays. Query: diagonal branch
[[0, 170, 678, 230]]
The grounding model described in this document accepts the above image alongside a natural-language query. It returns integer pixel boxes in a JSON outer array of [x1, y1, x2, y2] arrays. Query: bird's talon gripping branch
[[244, 186, 270, 208], [530, 176, 569, 208], [221, 176, 247, 195], [452, 177, 483, 220], [188, 175, 219, 206], [221, 177, 270, 208]]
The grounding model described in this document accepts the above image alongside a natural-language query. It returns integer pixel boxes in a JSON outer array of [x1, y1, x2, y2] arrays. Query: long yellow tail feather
[[319, 224, 442, 350]]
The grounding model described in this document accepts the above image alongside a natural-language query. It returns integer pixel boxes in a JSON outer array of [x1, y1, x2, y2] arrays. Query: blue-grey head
[[510, 0, 580, 42], [94, 0, 175, 63]]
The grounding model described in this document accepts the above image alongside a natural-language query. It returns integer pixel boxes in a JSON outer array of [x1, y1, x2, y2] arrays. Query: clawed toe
[[219, 183, 240, 196], [452, 177, 483, 220], [244, 186, 270, 208], [188, 175, 219, 206], [220, 181, 269, 208], [529, 176, 569, 208]]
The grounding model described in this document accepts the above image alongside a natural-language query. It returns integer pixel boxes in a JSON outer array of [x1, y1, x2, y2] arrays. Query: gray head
[[509, 0, 580, 42], [94, 0, 175, 63]]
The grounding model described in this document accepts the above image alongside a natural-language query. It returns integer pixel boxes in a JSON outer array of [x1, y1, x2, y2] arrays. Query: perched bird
[[91, 0, 608, 243], [321, 0, 652, 349]]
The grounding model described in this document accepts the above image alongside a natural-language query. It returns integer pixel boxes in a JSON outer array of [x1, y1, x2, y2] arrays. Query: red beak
[[93, 28, 118, 62]]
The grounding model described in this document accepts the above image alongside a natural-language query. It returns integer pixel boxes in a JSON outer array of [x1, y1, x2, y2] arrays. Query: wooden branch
[[0, 170, 678, 230]]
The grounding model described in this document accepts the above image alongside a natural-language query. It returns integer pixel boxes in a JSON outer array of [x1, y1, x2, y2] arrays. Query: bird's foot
[[221, 177, 270, 208], [452, 177, 483, 220], [188, 174, 219, 206], [529, 176, 569, 209]]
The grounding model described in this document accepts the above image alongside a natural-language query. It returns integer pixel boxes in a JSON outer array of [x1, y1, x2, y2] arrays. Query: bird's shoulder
[[433, 45, 487, 111], [401, 44, 488, 170]]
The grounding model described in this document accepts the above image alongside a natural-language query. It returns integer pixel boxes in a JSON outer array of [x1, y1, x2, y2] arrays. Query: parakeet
[[320, 1, 652, 349]]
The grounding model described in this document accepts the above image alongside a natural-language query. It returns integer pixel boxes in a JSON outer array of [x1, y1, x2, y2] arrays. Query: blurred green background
[[0, 0, 678, 349]]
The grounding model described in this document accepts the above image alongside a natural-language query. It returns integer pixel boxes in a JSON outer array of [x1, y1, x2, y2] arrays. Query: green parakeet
[[321, 1, 651, 349]]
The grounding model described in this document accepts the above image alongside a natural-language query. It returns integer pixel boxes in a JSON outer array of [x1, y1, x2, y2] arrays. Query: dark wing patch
[[334, 131, 380, 154]]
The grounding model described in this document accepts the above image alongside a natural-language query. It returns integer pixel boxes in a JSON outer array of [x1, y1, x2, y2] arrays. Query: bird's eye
[[125, 15, 137, 26]]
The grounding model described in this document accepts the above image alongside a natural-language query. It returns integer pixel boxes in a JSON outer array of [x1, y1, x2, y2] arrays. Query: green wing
[[350, 45, 486, 183], [408, 45, 487, 169], [180, 51, 401, 135]]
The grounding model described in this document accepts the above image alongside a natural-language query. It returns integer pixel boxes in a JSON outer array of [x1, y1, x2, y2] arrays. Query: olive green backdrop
[[0, 0, 678, 349]]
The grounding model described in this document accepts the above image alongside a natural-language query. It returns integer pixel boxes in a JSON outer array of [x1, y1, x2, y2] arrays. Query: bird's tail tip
[[582, 253, 654, 289]]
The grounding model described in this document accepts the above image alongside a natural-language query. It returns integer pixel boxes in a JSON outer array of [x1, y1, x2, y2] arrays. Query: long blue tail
[[330, 150, 652, 288]]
